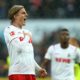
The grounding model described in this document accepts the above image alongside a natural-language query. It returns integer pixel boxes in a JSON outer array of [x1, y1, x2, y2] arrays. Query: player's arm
[[34, 60, 47, 77], [41, 45, 53, 68], [4, 28, 29, 50], [34, 60, 42, 70], [41, 46, 53, 76], [41, 59, 50, 69]]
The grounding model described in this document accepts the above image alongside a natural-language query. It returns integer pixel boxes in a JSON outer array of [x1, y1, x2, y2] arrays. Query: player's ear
[[14, 15, 16, 19], [14, 14, 18, 19]]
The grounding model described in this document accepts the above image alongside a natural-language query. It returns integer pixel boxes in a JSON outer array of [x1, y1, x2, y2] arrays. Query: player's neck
[[61, 43, 69, 49], [12, 22, 22, 29]]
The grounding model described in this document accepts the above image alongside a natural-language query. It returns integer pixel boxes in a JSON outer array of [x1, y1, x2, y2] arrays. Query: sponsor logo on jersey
[[55, 58, 71, 63]]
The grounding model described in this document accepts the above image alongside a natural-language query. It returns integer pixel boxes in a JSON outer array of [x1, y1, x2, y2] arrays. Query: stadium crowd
[[0, 0, 80, 19]]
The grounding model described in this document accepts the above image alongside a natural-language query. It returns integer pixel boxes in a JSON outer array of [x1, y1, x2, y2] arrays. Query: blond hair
[[8, 5, 24, 21]]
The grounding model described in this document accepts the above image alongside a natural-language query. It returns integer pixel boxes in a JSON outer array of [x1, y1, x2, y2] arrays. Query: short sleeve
[[4, 27, 18, 46], [45, 45, 54, 60]]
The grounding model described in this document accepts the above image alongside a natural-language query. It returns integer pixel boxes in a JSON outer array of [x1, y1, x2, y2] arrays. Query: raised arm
[[4, 28, 30, 50]]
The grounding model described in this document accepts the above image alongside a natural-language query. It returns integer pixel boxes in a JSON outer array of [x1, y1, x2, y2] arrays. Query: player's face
[[14, 8, 28, 27], [59, 31, 69, 43]]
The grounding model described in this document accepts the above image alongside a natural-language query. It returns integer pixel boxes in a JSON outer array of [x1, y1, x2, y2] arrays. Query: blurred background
[[0, 0, 80, 79]]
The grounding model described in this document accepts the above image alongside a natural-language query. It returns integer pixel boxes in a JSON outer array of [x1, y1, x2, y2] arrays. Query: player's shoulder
[[54, 43, 60, 47], [69, 44, 77, 49], [48, 45, 54, 49], [69, 44, 79, 52], [4, 25, 14, 32], [48, 43, 60, 50], [4, 25, 12, 33]]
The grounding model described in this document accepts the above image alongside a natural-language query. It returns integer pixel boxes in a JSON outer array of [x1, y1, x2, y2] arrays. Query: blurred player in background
[[4, 5, 47, 80], [41, 28, 80, 80], [69, 38, 80, 80], [69, 38, 79, 47]]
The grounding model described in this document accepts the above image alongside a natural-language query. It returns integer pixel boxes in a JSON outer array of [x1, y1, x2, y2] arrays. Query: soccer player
[[41, 28, 80, 80], [69, 38, 80, 80], [4, 5, 47, 80]]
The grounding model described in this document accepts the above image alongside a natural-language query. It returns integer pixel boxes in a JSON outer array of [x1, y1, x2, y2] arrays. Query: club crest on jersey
[[10, 31, 15, 36], [68, 53, 71, 57]]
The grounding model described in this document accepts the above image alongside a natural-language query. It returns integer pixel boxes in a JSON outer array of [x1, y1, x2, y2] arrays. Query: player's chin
[[23, 23, 26, 26]]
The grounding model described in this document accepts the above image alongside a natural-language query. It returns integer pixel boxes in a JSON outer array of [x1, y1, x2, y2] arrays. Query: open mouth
[[23, 18, 27, 25], [24, 18, 26, 21]]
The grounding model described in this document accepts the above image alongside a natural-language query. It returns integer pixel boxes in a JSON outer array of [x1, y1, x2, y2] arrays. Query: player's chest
[[15, 30, 32, 43], [15, 30, 23, 36], [52, 49, 76, 63]]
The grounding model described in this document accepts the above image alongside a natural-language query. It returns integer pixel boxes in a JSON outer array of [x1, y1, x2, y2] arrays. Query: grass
[[37, 77, 50, 80], [0, 77, 50, 80]]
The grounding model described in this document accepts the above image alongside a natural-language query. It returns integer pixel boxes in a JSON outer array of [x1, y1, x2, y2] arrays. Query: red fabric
[[9, 74, 36, 80], [29, 38, 32, 43], [10, 31, 15, 36], [19, 37, 24, 41]]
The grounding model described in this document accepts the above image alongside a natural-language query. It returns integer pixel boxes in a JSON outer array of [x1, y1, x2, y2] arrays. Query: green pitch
[[37, 77, 50, 80], [0, 77, 50, 80]]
